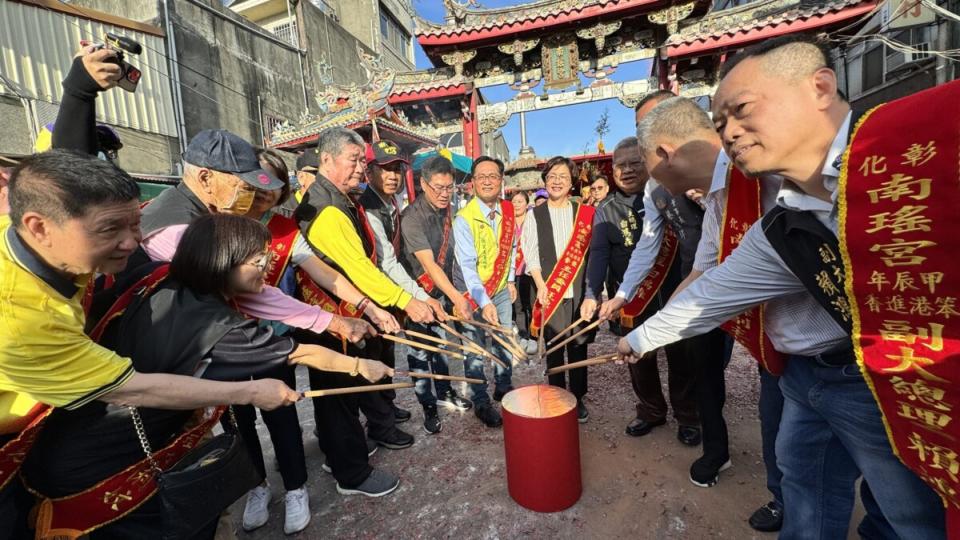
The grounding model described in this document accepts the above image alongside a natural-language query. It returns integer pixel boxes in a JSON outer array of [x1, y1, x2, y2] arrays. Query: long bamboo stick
[[401, 329, 476, 354], [395, 371, 485, 385], [304, 382, 414, 398], [448, 316, 510, 335], [544, 319, 603, 356], [547, 317, 588, 346], [380, 334, 465, 360], [544, 353, 618, 376], [437, 321, 509, 370]]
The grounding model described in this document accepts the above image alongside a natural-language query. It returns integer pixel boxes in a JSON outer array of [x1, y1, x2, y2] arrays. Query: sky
[[411, 0, 650, 161]]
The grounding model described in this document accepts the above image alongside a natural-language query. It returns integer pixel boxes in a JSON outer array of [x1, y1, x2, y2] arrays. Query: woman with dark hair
[[235, 149, 399, 533], [509, 190, 534, 340], [22, 214, 392, 539], [521, 156, 596, 423]]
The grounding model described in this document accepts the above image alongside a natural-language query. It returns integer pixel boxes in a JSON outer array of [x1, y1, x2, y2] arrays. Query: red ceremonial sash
[[32, 408, 225, 539], [0, 403, 51, 492], [718, 167, 786, 376], [416, 206, 453, 294], [294, 268, 362, 320], [464, 200, 516, 310], [264, 214, 299, 288], [620, 227, 679, 329], [29, 262, 224, 537], [530, 204, 595, 336], [354, 202, 379, 267], [838, 80, 960, 532]]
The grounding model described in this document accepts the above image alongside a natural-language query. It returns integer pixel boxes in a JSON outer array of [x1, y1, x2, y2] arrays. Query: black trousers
[[355, 336, 396, 439], [293, 330, 373, 488], [543, 299, 591, 399], [513, 274, 535, 338], [233, 364, 308, 491], [688, 328, 729, 462], [626, 263, 699, 426]]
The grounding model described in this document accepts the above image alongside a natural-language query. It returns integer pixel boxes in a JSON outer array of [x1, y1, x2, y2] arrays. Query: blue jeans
[[759, 367, 784, 509], [406, 314, 453, 408], [458, 289, 514, 406], [777, 355, 945, 539]]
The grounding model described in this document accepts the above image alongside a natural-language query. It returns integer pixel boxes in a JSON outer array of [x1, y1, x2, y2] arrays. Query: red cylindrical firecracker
[[501, 384, 581, 512]]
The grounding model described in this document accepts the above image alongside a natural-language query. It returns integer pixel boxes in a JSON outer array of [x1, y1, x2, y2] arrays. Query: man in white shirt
[[618, 37, 944, 539]]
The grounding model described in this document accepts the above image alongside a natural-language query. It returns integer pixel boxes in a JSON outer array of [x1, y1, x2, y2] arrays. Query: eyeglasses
[[245, 254, 270, 272], [427, 183, 455, 194], [546, 174, 572, 182], [474, 174, 502, 182]]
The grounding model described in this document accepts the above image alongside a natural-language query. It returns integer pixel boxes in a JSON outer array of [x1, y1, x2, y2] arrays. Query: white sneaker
[[284, 487, 311, 534], [241, 483, 272, 532]]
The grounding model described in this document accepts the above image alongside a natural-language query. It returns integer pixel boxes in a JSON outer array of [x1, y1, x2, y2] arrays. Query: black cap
[[183, 129, 284, 190], [366, 140, 408, 167], [295, 148, 319, 172]]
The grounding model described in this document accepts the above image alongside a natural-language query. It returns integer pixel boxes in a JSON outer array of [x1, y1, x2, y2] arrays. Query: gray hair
[[318, 127, 364, 159], [613, 136, 639, 154], [635, 97, 715, 154]]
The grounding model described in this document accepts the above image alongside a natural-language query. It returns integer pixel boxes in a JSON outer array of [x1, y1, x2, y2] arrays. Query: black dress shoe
[[393, 405, 412, 424], [625, 417, 666, 437], [474, 404, 503, 427], [677, 425, 702, 446], [749, 501, 783, 532], [493, 386, 515, 402]]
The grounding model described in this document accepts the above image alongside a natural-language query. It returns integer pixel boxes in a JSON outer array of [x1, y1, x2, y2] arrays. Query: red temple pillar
[[462, 90, 481, 158]]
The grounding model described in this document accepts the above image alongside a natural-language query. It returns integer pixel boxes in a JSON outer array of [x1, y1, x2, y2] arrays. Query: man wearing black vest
[[593, 92, 701, 447], [582, 136, 693, 435], [359, 141, 445, 427], [618, 37, 944, 538], [296, 127, 436, 496]]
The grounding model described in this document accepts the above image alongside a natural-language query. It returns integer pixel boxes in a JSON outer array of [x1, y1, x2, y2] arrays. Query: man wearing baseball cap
[[359, 141, 446, 436], [127, 128, 375, 344]]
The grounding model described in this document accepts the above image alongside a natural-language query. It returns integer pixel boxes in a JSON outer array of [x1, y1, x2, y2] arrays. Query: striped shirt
[[521, 203, 576, 300], [627, 112, 852, 357]]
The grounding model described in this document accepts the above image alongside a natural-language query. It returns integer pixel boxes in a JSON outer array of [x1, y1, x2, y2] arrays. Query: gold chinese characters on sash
[[719, 167, 785, 375], [530, 204, 595, 336], [839, 80, 960, 533]]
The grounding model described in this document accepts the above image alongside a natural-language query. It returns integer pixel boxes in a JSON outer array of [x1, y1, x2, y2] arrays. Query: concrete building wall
[[0, 96, 34, 157], [330, 0, 414, 71]]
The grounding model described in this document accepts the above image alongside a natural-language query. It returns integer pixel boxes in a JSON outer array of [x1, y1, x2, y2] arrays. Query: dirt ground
[[233, 329, 864, 539]]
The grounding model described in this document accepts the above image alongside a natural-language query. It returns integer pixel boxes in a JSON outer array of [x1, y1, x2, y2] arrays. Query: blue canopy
[[411, 149, 473, 174]]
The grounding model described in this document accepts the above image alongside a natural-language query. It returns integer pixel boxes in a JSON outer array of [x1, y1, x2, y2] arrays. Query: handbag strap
[[128, 405, 238, 475]]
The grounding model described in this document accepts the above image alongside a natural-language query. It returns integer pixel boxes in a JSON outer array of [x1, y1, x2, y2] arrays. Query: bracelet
[[350, 357, 360, 377], [356, 297, 370, 313]]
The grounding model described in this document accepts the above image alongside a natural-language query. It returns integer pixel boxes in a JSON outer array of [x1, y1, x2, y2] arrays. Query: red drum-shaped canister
[[501, 384, 581, 512]]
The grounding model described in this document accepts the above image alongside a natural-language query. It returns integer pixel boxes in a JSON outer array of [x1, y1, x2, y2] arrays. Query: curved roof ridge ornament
[[443, 0, 481, 25], [648, 0, 697, 35]]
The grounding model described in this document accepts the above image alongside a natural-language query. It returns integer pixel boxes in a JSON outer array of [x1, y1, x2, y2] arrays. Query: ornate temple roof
[[416, 0, 672, 46], [666, 0, 879, 57], [391, 68, 468, 102]]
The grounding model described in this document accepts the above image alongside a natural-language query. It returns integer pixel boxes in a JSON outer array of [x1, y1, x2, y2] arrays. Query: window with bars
[[271, 20, 297, 46]]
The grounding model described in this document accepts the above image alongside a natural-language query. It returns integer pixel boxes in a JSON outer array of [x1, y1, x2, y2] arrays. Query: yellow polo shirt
[[0, 216, 134, 434]]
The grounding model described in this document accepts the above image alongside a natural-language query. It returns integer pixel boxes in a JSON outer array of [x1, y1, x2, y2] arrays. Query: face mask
[[214, 177, 255, 214]]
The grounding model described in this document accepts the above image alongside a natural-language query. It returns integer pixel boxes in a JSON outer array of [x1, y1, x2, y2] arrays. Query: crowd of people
[[0, 34, 953, 539]]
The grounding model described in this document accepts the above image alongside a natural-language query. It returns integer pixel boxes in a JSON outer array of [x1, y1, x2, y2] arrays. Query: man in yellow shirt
[[0, 151, 299, 537], [295, 128, 437, 496]]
